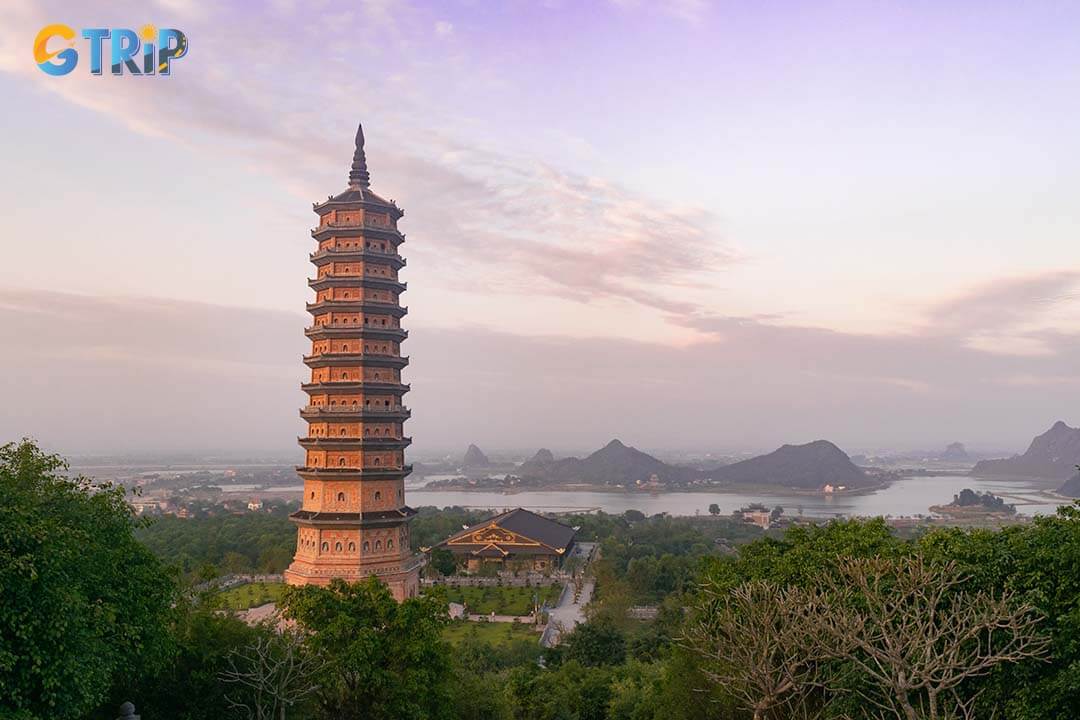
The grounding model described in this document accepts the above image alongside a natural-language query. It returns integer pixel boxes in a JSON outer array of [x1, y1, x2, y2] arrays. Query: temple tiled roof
[[438, 508, 576, 553]]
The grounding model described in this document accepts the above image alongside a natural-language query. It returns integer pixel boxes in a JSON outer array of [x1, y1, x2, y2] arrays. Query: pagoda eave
[[301, 381, 410, 394], [300, 406, 411, 421], [312, 195, 405, 220], [298, 436, 412, 450], [303, 354, 409, 369], [308, 276, 407, 293], [306, 301, 408, 317], [310, 249, 406, 269], [289, 507, 418, 527], [296, 465, 413, 481], [304, 325, 408, 342]]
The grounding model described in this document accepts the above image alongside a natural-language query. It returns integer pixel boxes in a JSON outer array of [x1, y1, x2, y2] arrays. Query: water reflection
[[409, 475, 1073, 518]]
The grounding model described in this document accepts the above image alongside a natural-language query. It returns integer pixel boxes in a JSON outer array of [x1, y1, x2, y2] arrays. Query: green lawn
[[438, 584, 562, 616], [442, 619, 539, 646], [216, 581, 286, 610]]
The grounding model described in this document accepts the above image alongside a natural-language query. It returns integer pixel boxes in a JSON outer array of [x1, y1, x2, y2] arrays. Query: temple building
[[433, 508, 577, 573], [284, 123, 421, 601]]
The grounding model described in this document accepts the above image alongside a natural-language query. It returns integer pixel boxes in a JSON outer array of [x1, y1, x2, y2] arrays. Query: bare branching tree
[[815, 556, 1050, 720], [220, 629, 323, 720], [682, 580, 829, 720]]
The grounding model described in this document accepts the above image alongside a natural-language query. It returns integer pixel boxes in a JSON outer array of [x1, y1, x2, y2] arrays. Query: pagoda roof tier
[[296, 464, 413, 481], [301, 381, 410, 394], [306, 300, 407, 318], [308, 276, 407, 293], [298, 436, 412, 450], [310, 248, 405, 269], [311, 222, 404, 241], [312, 188, 404, 217], [290, 506, 418, 527], [305, 325, 408, 342], [302, 353, 409, 370], [300, 405, 411, 421]]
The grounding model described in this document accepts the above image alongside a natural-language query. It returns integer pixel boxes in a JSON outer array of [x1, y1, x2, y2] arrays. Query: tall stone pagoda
[[284, 123, 421, 601]]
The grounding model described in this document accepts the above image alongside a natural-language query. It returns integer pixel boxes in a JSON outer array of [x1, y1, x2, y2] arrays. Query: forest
[[4, 439, 1080, 720]]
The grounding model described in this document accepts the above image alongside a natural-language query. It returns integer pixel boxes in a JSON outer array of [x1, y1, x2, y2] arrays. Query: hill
[[708, 440, 872, 490], [518, 439, 695, 486], [1059, 471, 1080, 498], [972, 421, 1080, 480], [462, 444, 490, 467], [940, 442, 969, 461], [528, 448, 555, 464], [930, 488, 1016, 516]]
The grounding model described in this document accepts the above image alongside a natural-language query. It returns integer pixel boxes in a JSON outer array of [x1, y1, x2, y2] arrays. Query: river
[[407, 475, 1071, 518]]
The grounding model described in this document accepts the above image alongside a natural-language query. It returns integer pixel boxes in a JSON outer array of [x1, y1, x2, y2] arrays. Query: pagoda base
[[284, 555, 422, 602]]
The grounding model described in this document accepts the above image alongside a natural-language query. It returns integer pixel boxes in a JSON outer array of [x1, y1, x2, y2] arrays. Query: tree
[[562, 619, 627, 667], [430, 547, 457, 576], [708, 503, 720, 516], [221, 629, 322, 720], [917, 506, 1080, 718], [282, 578, 452, 720], [815, 556, 1050, 720], [684, 580, 826, 720], [0, 439, 176, 719], [119, 604, 262, 720]]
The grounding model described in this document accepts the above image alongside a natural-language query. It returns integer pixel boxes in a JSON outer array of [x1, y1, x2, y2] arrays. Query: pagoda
[[284, 123, 421, 601]]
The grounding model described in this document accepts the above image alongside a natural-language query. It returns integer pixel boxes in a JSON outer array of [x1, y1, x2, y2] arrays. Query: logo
[[34, 24, 188, 76]]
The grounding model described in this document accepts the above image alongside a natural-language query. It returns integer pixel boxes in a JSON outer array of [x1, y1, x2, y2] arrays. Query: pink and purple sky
[[1, 0, 1078, 456]]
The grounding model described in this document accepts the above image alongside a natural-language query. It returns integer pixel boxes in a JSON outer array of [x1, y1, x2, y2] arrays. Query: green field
[[438, 584, 562, 616], [442, 619, 539, 646], [216, 581, 286, 610]]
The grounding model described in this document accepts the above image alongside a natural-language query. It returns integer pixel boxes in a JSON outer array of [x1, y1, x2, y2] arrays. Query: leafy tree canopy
[[282, 577, 452, 720], [0, 439, 176, 720]]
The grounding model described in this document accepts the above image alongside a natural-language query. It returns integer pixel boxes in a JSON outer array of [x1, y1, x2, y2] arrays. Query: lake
[[408, 475, 1072, 518]]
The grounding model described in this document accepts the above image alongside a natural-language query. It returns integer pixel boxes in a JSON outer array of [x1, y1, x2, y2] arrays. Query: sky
[[1, 0, 1079, 457]]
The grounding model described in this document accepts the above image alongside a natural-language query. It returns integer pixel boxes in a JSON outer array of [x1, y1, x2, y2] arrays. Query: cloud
[[927, 271, 1080, 335], [0, 0, 731, 320], [434, 20, 453, 36], [2, 289, 1078, 456]]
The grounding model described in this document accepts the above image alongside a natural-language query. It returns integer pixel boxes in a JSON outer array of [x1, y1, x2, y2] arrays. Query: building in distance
[[433, 508, 577, 573]]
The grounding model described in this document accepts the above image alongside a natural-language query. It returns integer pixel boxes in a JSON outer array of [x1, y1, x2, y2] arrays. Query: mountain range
[[514, 438, 870, 490], [518, 439, 697, 486], [972, 421, 1080, 480]]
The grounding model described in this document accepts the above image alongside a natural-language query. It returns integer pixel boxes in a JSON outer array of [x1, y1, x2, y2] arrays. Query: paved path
[[541, 542, 598, 647]]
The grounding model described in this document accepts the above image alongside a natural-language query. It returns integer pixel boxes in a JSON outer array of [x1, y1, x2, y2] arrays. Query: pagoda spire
[[348, 122, 371, 188]]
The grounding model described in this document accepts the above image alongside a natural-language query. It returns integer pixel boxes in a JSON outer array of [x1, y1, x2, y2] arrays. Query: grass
[[438, 584, 563, 616], [216, 581, 286, 610], [442, 619, 539, 646]]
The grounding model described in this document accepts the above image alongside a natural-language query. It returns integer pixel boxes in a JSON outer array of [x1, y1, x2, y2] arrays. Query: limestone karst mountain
[[972, 421, 1080, 480], [518, 439, 695, 486], [1058, 470, 1080, 498], [462, 444, 491, 467], [940, 442, 970, 461], [527, 448, 555, 464], [707, 440, 872, 490]]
